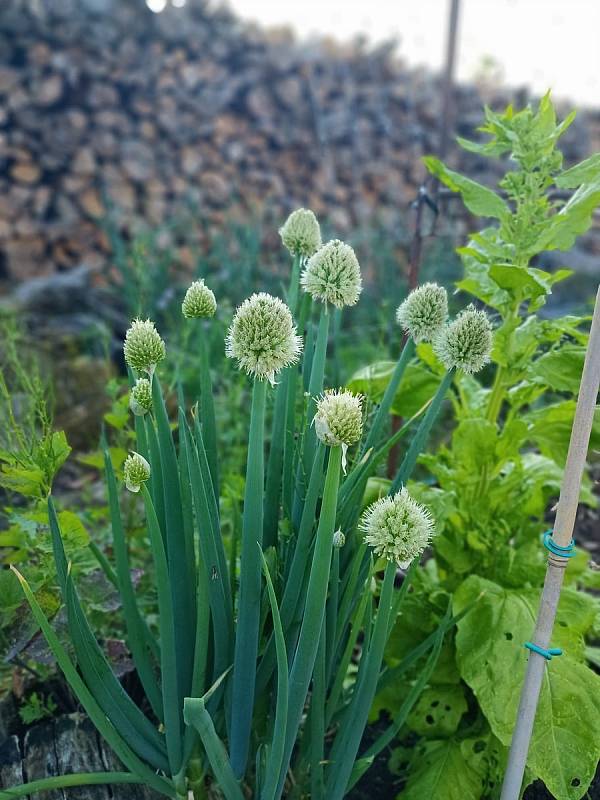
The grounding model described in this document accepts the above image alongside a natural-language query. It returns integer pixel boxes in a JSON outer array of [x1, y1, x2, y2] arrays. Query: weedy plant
[[4, 206, 490, 800], [351, 95, 600, 799]]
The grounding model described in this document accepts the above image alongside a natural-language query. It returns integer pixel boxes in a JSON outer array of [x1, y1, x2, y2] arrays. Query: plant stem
[[276, 445, 342, 797], [198, 326, 219, 498], [325, 563, 397, 800], [230, 377, 268, 778], [0, 773, 160, 800], [288, 253, 301, 314], [293, 307, 329, 526], [485, 301, 521, 424], [361, 337, 415, 455], [391, 369, 455, 492]]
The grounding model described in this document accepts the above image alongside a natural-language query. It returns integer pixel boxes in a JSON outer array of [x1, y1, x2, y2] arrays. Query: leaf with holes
[[454, 576, 600, 799], [407, 683, 467, 738]]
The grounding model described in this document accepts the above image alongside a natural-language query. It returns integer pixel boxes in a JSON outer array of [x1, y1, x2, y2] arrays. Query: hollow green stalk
[[276, 445, 342, 797], [293, 307, 329, 525], [198, 327, 219, 498], [283, 294, 311, 515], [141, 485, 183, 776], [325, 562, 397, 799], [391, 368, 455, 492], [256, 443, 326, 693], [0, 772, 159, 800], [361, 337, 415, 456], [230, 377, 268, 778]]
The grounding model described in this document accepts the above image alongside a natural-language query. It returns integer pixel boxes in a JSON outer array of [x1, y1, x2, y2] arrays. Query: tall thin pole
[[500, 286, 600, 800], [388, 0, 462, 478], [407, 0, 461, 289], [437, 0, 461, 166]]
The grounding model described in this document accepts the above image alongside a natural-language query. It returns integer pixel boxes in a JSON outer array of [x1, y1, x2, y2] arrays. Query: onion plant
[[6, 209, 492, 800]]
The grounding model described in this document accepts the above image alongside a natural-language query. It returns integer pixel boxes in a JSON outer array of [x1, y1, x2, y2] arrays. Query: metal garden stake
[[501, 285, 600, 800]]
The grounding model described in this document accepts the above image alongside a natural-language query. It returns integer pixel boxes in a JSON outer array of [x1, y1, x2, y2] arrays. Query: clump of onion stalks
[[11, 210, 471, 800]]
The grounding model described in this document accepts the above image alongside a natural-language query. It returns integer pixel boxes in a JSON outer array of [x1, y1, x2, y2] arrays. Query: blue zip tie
[[542, 530, 576, 558], [521, 530, 573, 662], [524, 642, 563, 660]]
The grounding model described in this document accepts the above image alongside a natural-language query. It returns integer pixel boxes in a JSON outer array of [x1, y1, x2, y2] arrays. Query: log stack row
[[0, 0, 598, 285]]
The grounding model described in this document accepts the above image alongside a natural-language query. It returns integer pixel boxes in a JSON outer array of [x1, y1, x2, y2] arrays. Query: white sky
[[207, 0, 600, 107]]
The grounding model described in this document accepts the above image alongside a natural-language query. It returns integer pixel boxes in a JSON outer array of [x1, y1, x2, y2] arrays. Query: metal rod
[[437, 0, 461, 165], [389, 0, 462, 478], [407, 0, 461, 289], [500, 285, 600, 800]]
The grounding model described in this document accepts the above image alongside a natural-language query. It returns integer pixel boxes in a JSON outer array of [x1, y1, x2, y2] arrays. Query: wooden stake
[[501, 285, 600, 800]]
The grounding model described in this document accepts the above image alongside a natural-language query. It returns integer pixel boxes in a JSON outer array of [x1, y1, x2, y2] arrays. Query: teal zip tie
[[542, 530, 576, 558], [524, 642, 563, 661]]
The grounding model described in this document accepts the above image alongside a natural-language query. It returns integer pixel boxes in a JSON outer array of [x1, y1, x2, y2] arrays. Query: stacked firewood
[[0, 0, 598, 283]]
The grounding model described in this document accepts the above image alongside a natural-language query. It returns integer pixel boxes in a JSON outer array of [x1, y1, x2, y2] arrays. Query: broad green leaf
[[529, 346, 586, 393], [556, 154, 600, 189], [454, 576, 600, 800], [533, 179, 600, 252], [401, 738, 487, 800], [78, 447, 127, 471], [423, 157, 509, 219], [0, 464, 46, 497], [347, 360, 439, 418], [455, 258, 510, 313], [525, 400, 600, 471], [488, 264, 571, 304], [362, 476, 391, 508], [46, 431, 71, 475], [407, 683, 467, 738]]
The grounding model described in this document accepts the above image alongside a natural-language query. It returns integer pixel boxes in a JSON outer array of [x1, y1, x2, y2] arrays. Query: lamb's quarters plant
[[5, 210, 462, 800], [350, 96, 600, 799]]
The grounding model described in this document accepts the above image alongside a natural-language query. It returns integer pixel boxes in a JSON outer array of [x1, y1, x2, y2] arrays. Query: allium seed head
[[225, 292, 302, 383], [301, 240, 362, 308], [396, 282, 448, 343], [314, 389, 363, 470], [333, 530, 346, 548], [279, 208, 322, 258], [361, 487, 435, 568], [123, 452, 151, 493], [182, 279, 217, 319], [123, 319, 166, 375], [129, 378, 153, 416], [433, 304, 493, 374]]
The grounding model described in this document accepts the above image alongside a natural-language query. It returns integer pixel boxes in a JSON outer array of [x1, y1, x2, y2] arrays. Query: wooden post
[[500, 285, 600, 800]]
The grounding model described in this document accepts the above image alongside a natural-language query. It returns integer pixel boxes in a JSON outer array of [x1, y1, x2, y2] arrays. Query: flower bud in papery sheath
[[279, 208, 322, 258], [301, 239, 362, 309], [396, 282, 448, 343], [129, 378, 152, 416], [123, 452, 151, 493], [361, 487, 434, 568], [434, 304, 492, 374], [333, 529, 346, 548], [123, 319, 166, 375], [182, 279, 217, 319], [225, 292, 302, 383], [314, 389, 363, 470]]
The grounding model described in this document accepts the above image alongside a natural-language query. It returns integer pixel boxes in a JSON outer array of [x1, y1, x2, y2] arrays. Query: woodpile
[[0, 0, 599, 285]]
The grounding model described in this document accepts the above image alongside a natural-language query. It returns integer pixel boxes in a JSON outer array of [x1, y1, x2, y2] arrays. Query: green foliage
[[399, 734, 505, 800], [18, 691, 58, 725], [7, 214, 457, 800], [455, 577, 600, 800], [360, 96, 600, 799], [0, 317, 69, 499]]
